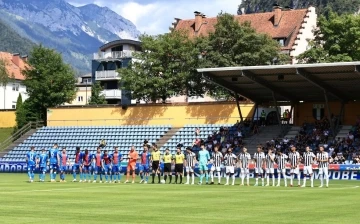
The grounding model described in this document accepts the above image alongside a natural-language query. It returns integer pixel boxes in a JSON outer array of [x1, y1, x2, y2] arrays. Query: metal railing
[[47, 118, 174, 126], [101, 89, 122, 99], [93, 51, 135, 60], [95, 70, 120, 80], [0, 121, 44, 152]]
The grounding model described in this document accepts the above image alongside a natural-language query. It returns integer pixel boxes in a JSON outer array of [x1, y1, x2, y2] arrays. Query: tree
[[297, 11, 360, 63], [119, 31, 201, 103], [88, 81, 107, 105], [198, 12, 286, 99], [238, 0, 360, 15], [22, 45, 77, 123], [15, 93, 27, 129]]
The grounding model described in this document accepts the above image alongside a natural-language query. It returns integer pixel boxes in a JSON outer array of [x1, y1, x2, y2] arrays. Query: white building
[[0, 52, 28, 109], [65, 74, 92, 106]]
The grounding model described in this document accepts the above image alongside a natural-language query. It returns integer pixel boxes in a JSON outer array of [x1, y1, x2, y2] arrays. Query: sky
[[68, 0, 241, 35]]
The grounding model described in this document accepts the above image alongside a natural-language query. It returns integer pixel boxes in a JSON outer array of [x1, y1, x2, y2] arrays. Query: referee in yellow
[[151, 144, 161, 184], [174, 146, 185, 184], [163, 148, 173, 184]]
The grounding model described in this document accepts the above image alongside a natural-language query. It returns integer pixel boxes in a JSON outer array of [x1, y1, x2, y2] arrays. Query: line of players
[[26, 143, 330, 187]]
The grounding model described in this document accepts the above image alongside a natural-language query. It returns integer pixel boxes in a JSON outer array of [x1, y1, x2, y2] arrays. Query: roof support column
[[235, 95, 244, 122], [324, 91, 335, 137], [289, 103, 294, 125], [251, 102, 258, 125], [335, 102, 345, 134], [272, 92, 283, 135]]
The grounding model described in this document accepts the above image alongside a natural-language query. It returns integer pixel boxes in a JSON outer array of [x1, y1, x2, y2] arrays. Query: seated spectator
[[99, 139, 107, 148]]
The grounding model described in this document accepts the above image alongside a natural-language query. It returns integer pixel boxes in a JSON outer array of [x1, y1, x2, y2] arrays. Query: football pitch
[[0, 174, 359, 224]]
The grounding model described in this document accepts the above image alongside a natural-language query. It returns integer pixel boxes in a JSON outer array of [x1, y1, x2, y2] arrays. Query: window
[[12, 105, 16, 109], [78, 96, 83, 102], [276, 38, 286, 47], [111, 46, 123, 52], [12, 83, 19, 91]]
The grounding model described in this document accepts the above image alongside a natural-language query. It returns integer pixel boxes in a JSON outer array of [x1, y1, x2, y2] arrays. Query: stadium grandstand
[[1, 62, 360, 183]]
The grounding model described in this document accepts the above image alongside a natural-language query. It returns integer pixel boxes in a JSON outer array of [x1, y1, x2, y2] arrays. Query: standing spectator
[[260, 110, 266, 126]]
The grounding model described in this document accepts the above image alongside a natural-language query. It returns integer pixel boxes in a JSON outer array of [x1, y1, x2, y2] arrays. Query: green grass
[[0, 174, 359, 224], [0, 128, 13, 148]]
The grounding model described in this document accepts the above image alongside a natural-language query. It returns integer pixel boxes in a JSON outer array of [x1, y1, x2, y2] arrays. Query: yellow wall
[[0, 111, 16, 128], [294, 101, 360, 126], [47, 102, 255, 127]]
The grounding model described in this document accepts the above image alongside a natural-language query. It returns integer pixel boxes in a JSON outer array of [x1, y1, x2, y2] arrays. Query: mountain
[[0, 19, 35, 55], [238, 0, 360, 15], [0, 0, 141, 74]]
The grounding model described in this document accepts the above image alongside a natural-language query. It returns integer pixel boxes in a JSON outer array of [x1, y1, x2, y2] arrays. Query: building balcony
[[101, 89, 122, 99], [93, 50, 135, 60], [95, 70, 120, 80]]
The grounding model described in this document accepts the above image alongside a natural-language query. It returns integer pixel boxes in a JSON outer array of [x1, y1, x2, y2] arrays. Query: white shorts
[[225, 166, 234, 174], [266, 168, 274, 174], [277, 168, 286, 173], [255, 167, 263, 174], [240, 168, 249, 174], [290, 168, 299, 174], [186, 166, 194, 173], [211, 166, 221, 172], [303, 166, 313, 175], [318, 167, 329, 175]]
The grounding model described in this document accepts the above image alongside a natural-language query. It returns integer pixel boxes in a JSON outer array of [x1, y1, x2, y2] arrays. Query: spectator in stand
[[99, 139, 107, 148], [260, 110, 266, 126], [195, 127, 200, 137]]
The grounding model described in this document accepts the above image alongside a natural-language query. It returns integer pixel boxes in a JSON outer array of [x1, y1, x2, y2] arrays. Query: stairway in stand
[[245, 125, 288, 155], [156, 127, 182, 148]]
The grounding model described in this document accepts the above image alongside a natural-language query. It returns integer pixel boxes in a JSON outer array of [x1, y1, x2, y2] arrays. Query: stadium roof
[[197, 62, 360, 104]]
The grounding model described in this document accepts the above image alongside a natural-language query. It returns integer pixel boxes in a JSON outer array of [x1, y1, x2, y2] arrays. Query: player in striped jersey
[[210, 146, 223, 185], [317, 146, 329, 188], [223, 148, 237, 185], [185, 147, 196, 185], [238, 147, 251, 186], [276, 151, 288, 187], [288, 146, 301, 187], [265, 149, 276, 187], [301, 146, 316, 188], [253, 147, 265, 186]]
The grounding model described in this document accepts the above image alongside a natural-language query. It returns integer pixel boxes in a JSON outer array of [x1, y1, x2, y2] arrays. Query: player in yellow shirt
[[163, 148, 173, 184], [151, 144, 161, 184], [174, 147, 185, 184]]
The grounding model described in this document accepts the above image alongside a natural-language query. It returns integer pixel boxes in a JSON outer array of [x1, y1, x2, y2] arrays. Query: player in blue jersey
[[59, 148, 69, 182], [49, 143, 59, 182], [198, 143, 210, 185], [82, 149, 92, 182], [26, 146, 37, 182], [102, 150, 112, 183], [139, 145, 151, 184], [37, 149, 48, 182], [111, 147, 123, 183], [72, 147, 84, 182]]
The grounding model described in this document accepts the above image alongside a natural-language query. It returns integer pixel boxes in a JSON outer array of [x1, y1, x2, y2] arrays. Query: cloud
[[67, 0, 241, 35]]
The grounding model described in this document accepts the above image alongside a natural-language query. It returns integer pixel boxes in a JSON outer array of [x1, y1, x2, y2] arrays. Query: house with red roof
[[171, 6, 317, 64], [0, 52, 29, 109]]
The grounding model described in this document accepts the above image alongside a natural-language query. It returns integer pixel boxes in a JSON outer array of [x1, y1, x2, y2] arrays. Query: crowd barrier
[[1, 162, 359, 180]]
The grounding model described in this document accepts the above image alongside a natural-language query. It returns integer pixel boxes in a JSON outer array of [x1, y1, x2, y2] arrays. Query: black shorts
[[175, 164, 183, 173], [164, 163, 171, 172], [152, 161, 160, 171]]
